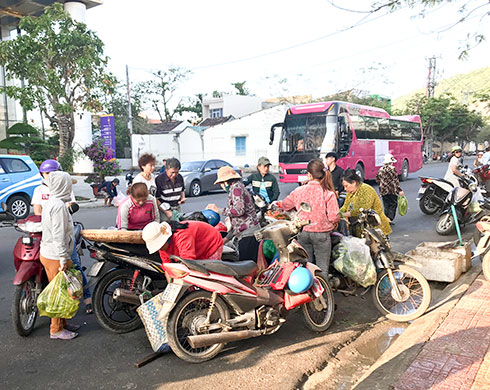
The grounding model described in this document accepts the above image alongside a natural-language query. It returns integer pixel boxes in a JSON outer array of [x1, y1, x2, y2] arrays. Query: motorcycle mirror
[[68, 202, 80, 215], [299, 202, 311, 212]]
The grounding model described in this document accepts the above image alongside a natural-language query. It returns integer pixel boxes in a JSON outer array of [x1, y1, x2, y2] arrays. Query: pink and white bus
[[270, 101, 423, 183]]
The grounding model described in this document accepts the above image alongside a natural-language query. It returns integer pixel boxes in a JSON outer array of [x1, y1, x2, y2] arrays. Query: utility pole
[[425, 56, 438, 160], [426, 56, 437, 98], [126, 65, 134, 167]]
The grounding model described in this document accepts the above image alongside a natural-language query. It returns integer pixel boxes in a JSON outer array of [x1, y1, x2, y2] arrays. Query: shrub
[[83, 138, 121, 183]]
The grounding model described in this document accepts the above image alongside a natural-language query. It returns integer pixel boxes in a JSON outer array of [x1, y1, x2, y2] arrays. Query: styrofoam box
[[404, 249, 462, 283], [416, 241, 472, 273]]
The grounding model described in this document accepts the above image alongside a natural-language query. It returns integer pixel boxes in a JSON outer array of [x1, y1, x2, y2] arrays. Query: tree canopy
[[0, 3, 115, 169]]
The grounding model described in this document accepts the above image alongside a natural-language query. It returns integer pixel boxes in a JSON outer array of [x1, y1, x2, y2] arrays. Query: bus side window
[[378, 118, 391, 139], [338, 115, 352, 157]]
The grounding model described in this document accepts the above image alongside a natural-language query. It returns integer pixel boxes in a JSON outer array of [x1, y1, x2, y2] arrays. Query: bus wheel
[[355, 164, 364, 182], [400, 160, 409, 181]]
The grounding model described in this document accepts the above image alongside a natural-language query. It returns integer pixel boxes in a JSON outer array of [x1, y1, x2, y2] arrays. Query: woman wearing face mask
[[206, 166, 260, 261]]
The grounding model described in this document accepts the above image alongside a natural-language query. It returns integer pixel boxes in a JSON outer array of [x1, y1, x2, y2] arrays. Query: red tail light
[[421, 178, 433, 184]]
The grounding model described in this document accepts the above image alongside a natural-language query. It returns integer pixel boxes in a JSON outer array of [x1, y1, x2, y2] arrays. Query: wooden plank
[[134, 352, 163, 368]]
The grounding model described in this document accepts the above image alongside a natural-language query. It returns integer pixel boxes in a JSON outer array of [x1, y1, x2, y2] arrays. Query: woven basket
[[81, 229, 145, 244]]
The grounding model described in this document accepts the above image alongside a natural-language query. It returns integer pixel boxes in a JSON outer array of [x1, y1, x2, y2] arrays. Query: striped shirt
[[155, 172, 185, 208]]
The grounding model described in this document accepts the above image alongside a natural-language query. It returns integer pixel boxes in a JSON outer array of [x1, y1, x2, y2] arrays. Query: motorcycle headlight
[[22, 236, 33, 246]]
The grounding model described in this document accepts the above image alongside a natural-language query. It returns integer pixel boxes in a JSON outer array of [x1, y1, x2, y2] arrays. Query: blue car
[[0, 155, 42, 219]]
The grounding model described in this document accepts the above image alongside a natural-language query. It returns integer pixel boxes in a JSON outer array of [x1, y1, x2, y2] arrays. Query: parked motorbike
[[474, 213, 490, 281], [417, 167, 477, 215], [155, 203, 335, 363], [3, 202, 84, 336], [473, 164, 490, 193], [436, 171, 490, 236], [330, 208, 432, 322], [87, 241, 168, 333], [125, 171, 134, 187]]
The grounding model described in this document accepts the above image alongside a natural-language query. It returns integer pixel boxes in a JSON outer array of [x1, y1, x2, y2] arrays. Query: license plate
[[161, 283, 182, 303], [87, 261, 104, 277], [298, 175, 307, 182], [418, 187, 426, 194]]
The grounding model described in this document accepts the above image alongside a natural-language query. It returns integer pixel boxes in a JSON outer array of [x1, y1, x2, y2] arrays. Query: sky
[[84, 0, 490, 107]]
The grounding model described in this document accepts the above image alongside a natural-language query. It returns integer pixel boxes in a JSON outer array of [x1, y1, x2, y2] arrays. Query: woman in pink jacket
[[117, 183, 159, 230], [282, 159, 340, 273]]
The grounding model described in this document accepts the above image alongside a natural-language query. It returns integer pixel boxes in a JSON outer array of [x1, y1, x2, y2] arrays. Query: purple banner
[[100, 115, 116, 159]]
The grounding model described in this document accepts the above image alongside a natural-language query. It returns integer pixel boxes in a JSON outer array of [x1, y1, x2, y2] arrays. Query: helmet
[[262, 240, 277, 260], [39, 159, 62, 172], [201, 209, 220, 227], [288, 267, 314, 294], [112, 178, 120, 185], [451, 146, 462, 153]]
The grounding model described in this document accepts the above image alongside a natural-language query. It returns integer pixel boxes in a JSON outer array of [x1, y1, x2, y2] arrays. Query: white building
[[202, 94, 263, 120], [179, 104, 288, 170]]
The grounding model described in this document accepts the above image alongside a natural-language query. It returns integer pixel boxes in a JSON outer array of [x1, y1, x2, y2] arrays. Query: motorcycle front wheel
[[372, 265, 431, 322], [166, 290, 230, 363], [482, 252, 490, 282], [93, 268, 150, 334], [12, 279, 38, 336], [436, 213, 456, 236], [302, 273, 335, 332]]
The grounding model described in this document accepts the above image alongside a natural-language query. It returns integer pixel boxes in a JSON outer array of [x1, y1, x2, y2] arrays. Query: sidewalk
[[394, 274, 490, 390], [355, 263, 490, 390], [72, 174, 126, 208]]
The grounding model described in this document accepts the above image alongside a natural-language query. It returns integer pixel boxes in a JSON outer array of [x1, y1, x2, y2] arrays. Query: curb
[[353, 262, 482, 390]]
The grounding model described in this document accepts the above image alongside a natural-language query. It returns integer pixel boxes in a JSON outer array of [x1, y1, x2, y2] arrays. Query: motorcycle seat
[[106, 242, 162, 263], [180, 258, 258, 277]]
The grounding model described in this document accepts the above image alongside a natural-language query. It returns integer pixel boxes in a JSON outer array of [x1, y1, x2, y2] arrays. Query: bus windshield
[[280, 114, 327, 153]]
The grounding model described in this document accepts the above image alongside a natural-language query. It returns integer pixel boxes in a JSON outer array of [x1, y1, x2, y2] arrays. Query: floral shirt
[[376, 165, 402, 196], [223, 181, 260, 235], [340, 183, 392, 235], [282, 181, 340, 232]]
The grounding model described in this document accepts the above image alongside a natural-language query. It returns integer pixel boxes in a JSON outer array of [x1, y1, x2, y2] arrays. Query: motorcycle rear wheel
[[12, 280, 38, 336], [166, 290, 230, 363], [372, 265, 431, 322], [301, 273, 335, 332], [419, 194, 439, 215], [93, 268, 150, 333], [482, 252, 490, 282], [436, 213, 456, 236]]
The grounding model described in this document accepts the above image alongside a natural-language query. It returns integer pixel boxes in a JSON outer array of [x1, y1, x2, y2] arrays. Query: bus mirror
[[270, 122, 283, 146]]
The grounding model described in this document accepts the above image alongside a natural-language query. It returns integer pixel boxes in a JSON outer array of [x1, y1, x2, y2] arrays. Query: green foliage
[[0, 122, 57, 161], [401, 93, 486, 149], [315, 89, 392, 114], [0, 3, 115, 159], [83, 138, 122, 183], [138, 67, 191, 122], [174, 94, 203, 122], [231, 81, 250, 96]]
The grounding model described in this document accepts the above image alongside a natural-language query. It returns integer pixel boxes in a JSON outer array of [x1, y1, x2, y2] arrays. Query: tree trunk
[[57, 112, 75, 158]]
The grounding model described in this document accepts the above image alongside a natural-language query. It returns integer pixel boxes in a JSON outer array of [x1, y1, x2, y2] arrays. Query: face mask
[[224, 184, 230, 193]]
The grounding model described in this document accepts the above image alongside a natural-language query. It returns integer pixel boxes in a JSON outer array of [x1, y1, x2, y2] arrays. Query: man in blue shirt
[[97, 178, 119, 206], [159, 159, 167, 174]]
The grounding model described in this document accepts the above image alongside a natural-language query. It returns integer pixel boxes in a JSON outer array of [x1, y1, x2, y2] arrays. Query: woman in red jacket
[[282, 159, 340, 273], [142, 220, 224, 264]]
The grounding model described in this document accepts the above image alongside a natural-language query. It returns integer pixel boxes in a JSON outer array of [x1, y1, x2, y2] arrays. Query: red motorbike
[[473, 164, 490, 193], [155, 203, 335, 363], [4, 202, 83, 336]]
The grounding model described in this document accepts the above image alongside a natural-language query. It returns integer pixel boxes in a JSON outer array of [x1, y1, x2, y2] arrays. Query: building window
[[235, 136, 246, 156], [210, 108, 223, 118]]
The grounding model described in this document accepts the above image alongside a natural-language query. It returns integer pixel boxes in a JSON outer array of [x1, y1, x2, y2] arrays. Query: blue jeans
[[70, 238, 91, 300]]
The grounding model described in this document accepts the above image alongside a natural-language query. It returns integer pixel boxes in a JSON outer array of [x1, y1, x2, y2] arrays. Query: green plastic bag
[[398, 195, 408, 216], [37, 268, 81, 318], [262, 240, 277, 260]]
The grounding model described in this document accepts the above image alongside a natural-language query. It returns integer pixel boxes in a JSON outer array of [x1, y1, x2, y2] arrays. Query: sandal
[[50, 329, 78, 340], [85, 303, 93, 314]]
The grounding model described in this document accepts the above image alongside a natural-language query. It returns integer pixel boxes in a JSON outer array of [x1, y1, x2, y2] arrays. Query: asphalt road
[[0, 160, 475, 390]]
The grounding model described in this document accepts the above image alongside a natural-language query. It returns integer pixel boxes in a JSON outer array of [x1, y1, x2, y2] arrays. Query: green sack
[[398, 195, 408, 216], [37, 268, 81, 318]]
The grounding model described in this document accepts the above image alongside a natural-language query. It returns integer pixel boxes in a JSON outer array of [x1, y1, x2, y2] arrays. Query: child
[[116, 182, 159, 230], [40, 171, 78, 340]]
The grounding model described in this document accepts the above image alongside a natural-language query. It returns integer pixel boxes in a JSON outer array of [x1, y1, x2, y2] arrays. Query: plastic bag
[[113, 193, 127, 207], [398, 195, 408, 216], [137, 292, 171, 353], [37, 269, 81, 318], [332, 236, 376, 287], [63, 268, 83, 299]]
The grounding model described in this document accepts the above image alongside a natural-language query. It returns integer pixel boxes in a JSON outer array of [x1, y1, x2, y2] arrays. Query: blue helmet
[[288, 267, 314, 294], [39, 159, 62, 173], [201, 209, 220, 227]]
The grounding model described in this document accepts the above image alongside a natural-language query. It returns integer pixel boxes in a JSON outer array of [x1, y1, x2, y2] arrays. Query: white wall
[[223, 95, 263, 119], [131, 134, 179, 167], [178, 129, 205, 161], [201, 105, 286, 169]]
